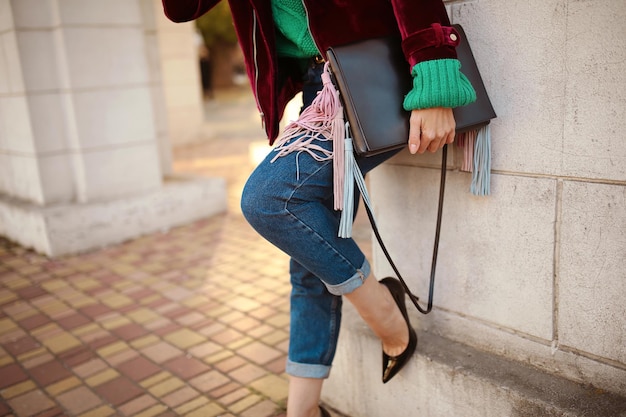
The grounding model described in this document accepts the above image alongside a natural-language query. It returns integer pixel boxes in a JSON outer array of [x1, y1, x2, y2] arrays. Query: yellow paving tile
[[3, 278, 29, 290], [141, 262, 167, 273], [17, 347, 48, 362], [73, 262, 100, 273], [163, 329, 205, 349], [31, 322, 60, 338], [112, 280, 134, 291], [85, 369, 120, 387], [41, 279, 68, 292], [148, 377, 185, 397], [109, 263, 137, 275], [249, 375, 288, 401], [100, 315, 132, 330], [68, 297, 97, 309], [96, 341, 129, 358], [72, 323, 100, 336], [51, 267, 78, 277], [46, 376, 82, 396], [140, 371, 171, 389], [21, 352, 54, 369], [78, 404, 116, 417], [6, 303, 38, 321], [182, 279, 204, 289], [206, 305, 232, 318], [228, 394, 263, 415], [186, 267, 208, 279], [138, 276, 160, 286], [42, 332, 82, 354], [1, 380, 36, 399], [265, 314, 289, 327], [37, 300, 71, 317], [73, 278, 101, 291], [260, 329, 289, 345], [182, 295, 211, 308], [130, 334, 160, 349], [2, 258, 28, 268], [126, 308, 160, 324], [174, 396, 210, 415], [139, 294, 161, 305], [118, 253, 141, 263], [184, 402, 225, 417], [203, 350, 234, 365], [134, 404, 168, 417], [0, 317, 18, 334], [227, 336, 254, 350], [0, 354, 14, 366], [101, 293, 133, 309]]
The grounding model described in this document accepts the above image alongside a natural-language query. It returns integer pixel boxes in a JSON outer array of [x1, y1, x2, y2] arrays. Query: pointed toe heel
[[380, 277, 418, 383]]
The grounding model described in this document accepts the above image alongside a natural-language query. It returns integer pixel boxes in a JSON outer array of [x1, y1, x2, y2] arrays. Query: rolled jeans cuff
[[286, 359, 331, 379], [324, 258, 370, 296]]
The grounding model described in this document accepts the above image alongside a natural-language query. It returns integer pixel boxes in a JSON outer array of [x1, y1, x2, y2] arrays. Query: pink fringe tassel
[[271, 63, 346, 210], [457, 130, 476, 172]]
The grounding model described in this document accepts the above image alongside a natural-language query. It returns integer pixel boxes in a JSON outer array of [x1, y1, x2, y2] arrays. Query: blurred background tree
[[194, 3, 244, 93]]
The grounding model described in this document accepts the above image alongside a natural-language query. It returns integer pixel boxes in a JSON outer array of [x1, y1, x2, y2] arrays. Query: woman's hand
[[408, 107, 455, 154]]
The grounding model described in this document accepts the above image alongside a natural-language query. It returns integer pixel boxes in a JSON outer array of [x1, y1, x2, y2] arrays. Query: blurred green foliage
[[195, 2, 238, 48]]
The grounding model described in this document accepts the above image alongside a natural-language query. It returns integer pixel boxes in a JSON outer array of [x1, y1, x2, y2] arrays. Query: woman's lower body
[[241, 63, 410, 417]]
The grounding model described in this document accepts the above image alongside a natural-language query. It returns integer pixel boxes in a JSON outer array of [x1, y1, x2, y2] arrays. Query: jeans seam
[[283, 160, 363, 281], [322, 295, 340, 364]]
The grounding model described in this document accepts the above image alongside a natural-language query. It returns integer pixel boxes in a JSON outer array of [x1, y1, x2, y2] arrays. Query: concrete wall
[[324, 1, 625, 414], [368, 0, 626, 395]]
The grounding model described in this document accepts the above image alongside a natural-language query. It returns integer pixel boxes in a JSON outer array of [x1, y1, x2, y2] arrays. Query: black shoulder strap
[[361, 145, 447, 314]]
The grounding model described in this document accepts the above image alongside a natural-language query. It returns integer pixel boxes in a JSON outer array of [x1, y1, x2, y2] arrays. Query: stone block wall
[[370, 0, 626, 395]]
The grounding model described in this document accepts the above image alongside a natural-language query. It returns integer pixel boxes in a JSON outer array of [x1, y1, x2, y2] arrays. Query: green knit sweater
[[271, 0, 476, 110]]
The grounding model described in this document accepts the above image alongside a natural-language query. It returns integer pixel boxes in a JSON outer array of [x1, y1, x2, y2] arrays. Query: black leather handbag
[[327, 24, 495, 156], [327, 24, 496, 314]]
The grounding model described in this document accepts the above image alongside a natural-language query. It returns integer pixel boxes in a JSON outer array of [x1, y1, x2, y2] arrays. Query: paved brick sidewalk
[[0, 90, 360, 417]]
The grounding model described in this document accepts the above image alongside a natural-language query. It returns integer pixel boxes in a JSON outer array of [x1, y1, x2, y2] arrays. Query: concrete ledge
[[0, 175, 226, 257], [322, 305, 626, 417]]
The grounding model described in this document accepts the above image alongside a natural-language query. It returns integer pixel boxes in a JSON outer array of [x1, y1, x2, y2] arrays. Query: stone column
[[0, 0, 225, 256]]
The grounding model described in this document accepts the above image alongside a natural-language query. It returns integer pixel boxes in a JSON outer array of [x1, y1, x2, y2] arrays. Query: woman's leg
[[287, 376, 324, 417]]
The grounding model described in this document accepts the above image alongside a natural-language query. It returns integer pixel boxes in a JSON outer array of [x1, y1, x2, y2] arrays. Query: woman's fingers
[[408, 107, 456, 154]]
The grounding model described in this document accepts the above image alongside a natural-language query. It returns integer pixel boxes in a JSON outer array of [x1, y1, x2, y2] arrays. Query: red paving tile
[[0, 363, 29, 389], [59, 346, 96, 368], [16, 285, 48, 300], [28, 360, 73, 386], [162, 355, 211, 379], [3, 335, 40, 356], [110, 323, 149, 341], [94, 376, 144, 406], [56, 313, 91, 331], [79, 304, 113, 319], [117, 356, 161, 382]]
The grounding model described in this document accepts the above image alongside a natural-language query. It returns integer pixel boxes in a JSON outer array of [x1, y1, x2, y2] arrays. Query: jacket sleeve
[[389, 0, 458, 66], [162, 0, 219, 22], [390, 0, 477, 109]]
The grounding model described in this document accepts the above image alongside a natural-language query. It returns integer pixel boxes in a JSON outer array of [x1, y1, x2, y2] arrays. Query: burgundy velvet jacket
[[162, 0, 460, 144]]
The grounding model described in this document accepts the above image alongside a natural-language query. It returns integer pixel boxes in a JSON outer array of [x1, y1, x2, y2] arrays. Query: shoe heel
[[380, 277, 418, 383]]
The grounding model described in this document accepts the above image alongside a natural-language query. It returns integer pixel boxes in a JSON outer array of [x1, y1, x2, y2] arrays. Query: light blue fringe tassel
[[470, 125, 491, 196], [338, 136, 373, 239]]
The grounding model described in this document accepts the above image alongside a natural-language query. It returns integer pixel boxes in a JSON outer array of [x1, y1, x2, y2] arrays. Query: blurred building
[[0, 0, 226, 257]]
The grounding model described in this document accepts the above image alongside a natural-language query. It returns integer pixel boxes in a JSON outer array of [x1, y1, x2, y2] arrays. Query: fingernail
[[409, 144, 417, 154]]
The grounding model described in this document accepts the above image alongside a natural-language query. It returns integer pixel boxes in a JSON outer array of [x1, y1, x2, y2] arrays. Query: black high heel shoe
[[380, 277, 418, 384]]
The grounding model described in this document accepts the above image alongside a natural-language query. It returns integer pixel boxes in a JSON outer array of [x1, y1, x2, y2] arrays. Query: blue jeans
[[241, 63, 400, 378]]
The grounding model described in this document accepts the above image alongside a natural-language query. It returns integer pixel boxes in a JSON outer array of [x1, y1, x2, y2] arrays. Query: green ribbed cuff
[[403, 59, 477, 110]]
